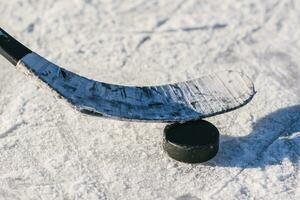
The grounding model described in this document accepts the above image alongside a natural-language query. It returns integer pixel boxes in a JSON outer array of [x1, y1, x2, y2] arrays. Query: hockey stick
[[0, 28, 255, 122]]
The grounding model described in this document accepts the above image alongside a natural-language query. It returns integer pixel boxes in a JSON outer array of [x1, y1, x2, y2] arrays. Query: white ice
[[0, 0, 299, 199]]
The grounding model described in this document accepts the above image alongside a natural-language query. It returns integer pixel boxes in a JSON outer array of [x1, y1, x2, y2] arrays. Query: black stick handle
[[0, 28, 32, 66]]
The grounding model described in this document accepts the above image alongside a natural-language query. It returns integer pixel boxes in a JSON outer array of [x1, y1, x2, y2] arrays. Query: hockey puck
[[163, 120, 219, 163]]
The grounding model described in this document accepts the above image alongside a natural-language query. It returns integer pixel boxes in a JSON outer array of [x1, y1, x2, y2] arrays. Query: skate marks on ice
[[212, 105, 300, 168], [17, 52, 255, 122], [262, 50, 300, 94]]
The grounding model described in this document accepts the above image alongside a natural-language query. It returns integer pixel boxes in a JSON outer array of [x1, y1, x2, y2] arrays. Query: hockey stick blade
[[0, 28, 255, 122]]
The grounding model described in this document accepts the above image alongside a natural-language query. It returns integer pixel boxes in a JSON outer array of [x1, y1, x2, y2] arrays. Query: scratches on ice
[[0, 122, 26, 139], [208, 105, 300, 197]]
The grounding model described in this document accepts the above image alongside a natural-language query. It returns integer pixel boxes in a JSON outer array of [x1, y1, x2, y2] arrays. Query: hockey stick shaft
[[0, 28, 32, 66]]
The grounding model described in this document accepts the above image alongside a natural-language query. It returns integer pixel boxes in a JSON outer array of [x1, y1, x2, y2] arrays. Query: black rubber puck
[[163, 120, 219, 163]]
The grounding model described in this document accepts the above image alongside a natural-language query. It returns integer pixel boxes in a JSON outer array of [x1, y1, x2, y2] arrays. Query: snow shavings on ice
[[0, 0, 300, 199]]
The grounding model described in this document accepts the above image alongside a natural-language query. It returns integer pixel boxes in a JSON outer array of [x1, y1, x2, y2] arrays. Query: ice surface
[[0, 0, 299, 199]]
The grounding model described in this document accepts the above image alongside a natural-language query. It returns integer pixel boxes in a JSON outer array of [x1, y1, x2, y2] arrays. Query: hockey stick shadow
[[210, 105, 300, 168]]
